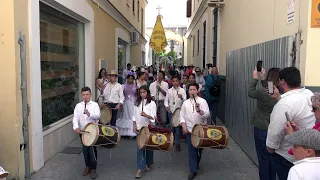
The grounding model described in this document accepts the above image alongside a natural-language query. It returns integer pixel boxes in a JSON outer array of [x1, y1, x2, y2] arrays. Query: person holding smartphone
[[248, 67, 281, 180]]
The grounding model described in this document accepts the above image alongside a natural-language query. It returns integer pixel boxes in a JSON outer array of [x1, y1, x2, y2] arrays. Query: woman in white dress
[[116, 71, 137, 138], [95, 68, 108, 106]]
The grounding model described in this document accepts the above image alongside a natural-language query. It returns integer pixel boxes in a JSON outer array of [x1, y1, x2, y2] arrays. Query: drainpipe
[[295, 30, 302, 68], [18, 32, 31, 179]]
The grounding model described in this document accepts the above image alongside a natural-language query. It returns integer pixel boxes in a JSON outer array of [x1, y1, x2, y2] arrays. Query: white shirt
[[133, 100, 157, 130], [195, 75, 205, 90], [180, 97, 210, 132], [164, 86, 187, 113], [72, 101, 101, 130], [136, 79, 147, 89], [96, 78, 108, 99], [102, 82, 125, 104], [287, 157, 320, 180], [267, 88, 315, 163], [150, 81, 169, 101]]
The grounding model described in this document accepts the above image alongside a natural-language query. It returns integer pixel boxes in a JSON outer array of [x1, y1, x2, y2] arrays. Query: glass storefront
[[118, 38, 127, 84], [40, 3, 85, 128]]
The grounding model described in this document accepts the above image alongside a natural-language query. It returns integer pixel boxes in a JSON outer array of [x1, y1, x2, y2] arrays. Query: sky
[[145, 0, 188, 28]]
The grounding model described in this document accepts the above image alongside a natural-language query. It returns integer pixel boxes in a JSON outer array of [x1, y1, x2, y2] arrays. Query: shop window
[[118, 38, 127, 84], [40, 3, 85, 128]]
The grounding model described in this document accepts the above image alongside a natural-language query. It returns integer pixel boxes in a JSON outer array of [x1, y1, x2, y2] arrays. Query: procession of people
[[72, 63, 320, 180]]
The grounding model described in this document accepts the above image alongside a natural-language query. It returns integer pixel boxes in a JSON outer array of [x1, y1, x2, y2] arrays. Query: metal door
[[225, 36, 294, 163]]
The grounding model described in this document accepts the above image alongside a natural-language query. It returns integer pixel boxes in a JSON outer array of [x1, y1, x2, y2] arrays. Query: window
[[138, 1, 140, 21], [142, 51, 146, 65], [132, 0, 135, 14], [118, 39, 127, 84], [40, 3, 85, 127], [197, 29, 200, 54], [193, 35, 195, 57], [141, 8, 144, 34], [202, 21, 206, 68], [212, 9, 218, 66], [193, 0, 195, 10]]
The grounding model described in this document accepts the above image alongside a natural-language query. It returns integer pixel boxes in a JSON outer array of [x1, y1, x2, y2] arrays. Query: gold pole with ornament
[[149, 5, 167, 123]]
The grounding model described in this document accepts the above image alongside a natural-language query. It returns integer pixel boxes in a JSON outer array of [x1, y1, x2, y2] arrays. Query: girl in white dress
[[116, 72, 137, 138], [133, 85, 157, 178]]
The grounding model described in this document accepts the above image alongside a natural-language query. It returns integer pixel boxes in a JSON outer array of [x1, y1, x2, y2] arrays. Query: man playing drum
[[164, 75, 186, 152], [180, 82, 210, 180], [72, 87, 101, 179], [150, 70, 169, 127], [101, 70, 125, 126]]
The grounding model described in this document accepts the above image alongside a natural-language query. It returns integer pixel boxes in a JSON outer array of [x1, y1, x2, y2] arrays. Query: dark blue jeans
[[168, 112, 180, 145], [270, 152, 293, 180], [254, 127, 276, 180], [107, 103, 118, 126], [80, 135, 97, 170], [185, 133, 203, 173], [207, 99, 219, 125], [137, 145, 154, 170]]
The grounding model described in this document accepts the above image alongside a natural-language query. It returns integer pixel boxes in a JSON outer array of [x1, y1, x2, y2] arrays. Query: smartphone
[[257, 60, 262, 72], [285, 111, 290, 121], [267, 81, 274, 94]]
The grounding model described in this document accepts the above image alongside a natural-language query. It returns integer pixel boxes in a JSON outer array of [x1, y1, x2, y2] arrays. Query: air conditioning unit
[[131, 31, 139, 44], [207, 0, 225, 8]]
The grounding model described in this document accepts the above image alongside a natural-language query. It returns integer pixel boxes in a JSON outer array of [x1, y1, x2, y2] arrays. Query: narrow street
[[31, 127, 258, 180]]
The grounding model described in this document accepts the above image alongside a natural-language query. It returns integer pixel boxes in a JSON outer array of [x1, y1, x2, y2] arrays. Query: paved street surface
[[31, 130, 258, 180]]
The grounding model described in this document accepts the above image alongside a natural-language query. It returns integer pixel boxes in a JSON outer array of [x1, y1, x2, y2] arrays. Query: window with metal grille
[[138, 1, 140, 20], [193, 35, 195, 57], [197, 29, 199, 54], [141, 8, 144, 34], [133, 0, 135, 14], [212, 9, 218, 66], [202, 21, 206, 68]]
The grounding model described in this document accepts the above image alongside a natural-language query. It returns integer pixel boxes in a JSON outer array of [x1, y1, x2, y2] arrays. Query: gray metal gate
[[225, 36, 294, 164]]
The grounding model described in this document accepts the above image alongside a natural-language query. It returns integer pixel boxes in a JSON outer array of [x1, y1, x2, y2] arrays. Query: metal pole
[[155, 53, 160, 127], [18, 32, 31, 179]]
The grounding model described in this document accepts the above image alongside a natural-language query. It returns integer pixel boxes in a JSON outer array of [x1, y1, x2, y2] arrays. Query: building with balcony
[[186, 0, 320, 164], [0, 0, 147, 179]]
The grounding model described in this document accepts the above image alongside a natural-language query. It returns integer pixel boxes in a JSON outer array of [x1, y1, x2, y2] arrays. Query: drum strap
[[191, 132, 228, 149], [91, 147, 97, 162], [91, 136, 119, 147]]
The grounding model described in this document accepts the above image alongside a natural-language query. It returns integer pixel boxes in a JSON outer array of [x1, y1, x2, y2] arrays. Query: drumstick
[[80, 130, 90, 133]]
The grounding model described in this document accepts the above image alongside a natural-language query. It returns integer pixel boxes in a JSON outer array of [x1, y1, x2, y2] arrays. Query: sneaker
[[90, 169, 97, 179], [135, 170, 142, 179]]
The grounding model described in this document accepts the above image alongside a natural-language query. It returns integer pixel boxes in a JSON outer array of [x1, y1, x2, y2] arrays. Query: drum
[[82, 123, 120, 149], [191, 124, 229, 149], [100, 104, 112, 125], [138, 127, 174, 152], [171, 108, 181, 127]]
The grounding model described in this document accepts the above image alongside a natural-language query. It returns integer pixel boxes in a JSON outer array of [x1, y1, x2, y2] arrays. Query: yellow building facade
[[186, 0, 320, 164], [186, 0, 320, 87], [0, 0, 147, 179]]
